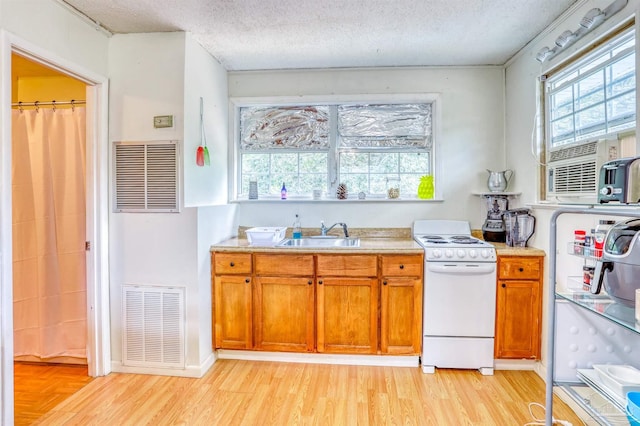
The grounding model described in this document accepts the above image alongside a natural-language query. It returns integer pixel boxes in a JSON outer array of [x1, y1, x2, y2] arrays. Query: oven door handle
[[427, 263, 496, 275]]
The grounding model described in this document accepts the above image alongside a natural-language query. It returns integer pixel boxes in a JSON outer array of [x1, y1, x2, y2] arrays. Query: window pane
[[551, 116, 575, 144], [299, 153, 326, 173], [575, 72, 604, 110], [340, 152, 369, 173], [400, 153, 430, 173], [607, 54, 635, 97], [370, 153, 398, 173], [339, 174, 368, 195], [575, 104, 606, 138], [240, 106, 330, 150], [607, 91, 636, 127], [551, 87, 573, 119]]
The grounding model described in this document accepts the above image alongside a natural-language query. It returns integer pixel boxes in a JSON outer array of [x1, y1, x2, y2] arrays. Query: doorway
[[11, 53, 89, 365], [1, 35, 111, 425], [11, 52, 90, 422]]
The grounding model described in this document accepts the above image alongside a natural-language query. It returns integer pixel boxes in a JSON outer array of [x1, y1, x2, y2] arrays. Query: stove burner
[[425, 239, 448, 244], [450, 236, 479, 244], [423, 235, 444, 240]]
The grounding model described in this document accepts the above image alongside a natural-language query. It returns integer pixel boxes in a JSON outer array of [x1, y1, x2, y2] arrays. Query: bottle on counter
[[281, 182, 287, 200], [293, 214, 302, 239]]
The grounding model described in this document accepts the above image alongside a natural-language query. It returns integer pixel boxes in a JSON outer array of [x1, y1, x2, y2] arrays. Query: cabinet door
[[316, 277, 378, 354], [214, 275, 253, 349], [254, 276, 315, 352], [495, 279, 541, 359], [380, 277, 422, 354]]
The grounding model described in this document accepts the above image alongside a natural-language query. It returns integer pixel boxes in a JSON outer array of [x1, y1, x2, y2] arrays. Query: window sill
[[231, 197, 444, 204]]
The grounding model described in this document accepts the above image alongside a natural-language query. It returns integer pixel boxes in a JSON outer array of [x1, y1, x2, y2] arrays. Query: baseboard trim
[[217, 350, 420, 367], [111, 352, 217, 378], [494, 359, 539, 371]]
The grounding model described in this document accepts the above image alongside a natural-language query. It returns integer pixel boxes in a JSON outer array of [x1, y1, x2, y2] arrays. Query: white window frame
[[229, 94, 442, 201], [544, 26, 636, 150]]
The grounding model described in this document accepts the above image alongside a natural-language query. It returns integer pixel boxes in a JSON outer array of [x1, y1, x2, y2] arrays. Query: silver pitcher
[[487, 169, 513, 192]]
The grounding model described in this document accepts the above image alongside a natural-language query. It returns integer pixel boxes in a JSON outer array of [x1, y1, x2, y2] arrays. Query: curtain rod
[[11, 100, 86, 107]]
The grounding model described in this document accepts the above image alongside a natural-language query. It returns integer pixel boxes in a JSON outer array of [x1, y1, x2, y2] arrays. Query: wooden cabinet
[[253, 254, 315, 352], [495, 255, 543, 359], [380, 254, 423, 355], [211, 249, 424, 356], [316, 255, 378, 354], [212, 252, 253, 349]]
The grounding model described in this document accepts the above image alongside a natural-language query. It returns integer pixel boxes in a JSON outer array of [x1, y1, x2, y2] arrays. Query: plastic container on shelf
[[574, 229, 586, 255]]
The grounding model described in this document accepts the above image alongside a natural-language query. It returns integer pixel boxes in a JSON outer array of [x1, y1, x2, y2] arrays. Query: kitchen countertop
[[491, 243, 546, 257], [211, 237, 424, 254], [211, 237, 546, 256], [212, 227, 546, 256]]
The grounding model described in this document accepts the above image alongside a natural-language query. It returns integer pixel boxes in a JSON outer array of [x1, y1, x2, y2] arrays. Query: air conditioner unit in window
[[546, 139, 620, 202]]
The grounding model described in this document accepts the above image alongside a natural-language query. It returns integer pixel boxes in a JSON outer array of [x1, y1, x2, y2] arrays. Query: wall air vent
[[113, 140, 179, 212], [122, 285, 185, 369], [546, 139, 619, 202]]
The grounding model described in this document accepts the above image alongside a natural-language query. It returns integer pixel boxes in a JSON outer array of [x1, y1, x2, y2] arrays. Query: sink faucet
[[320, 221, 349, 238]]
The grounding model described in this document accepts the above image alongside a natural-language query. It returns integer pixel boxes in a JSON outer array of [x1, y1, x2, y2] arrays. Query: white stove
[[413, 220, 497, 376], [413, 220, 496, 262]]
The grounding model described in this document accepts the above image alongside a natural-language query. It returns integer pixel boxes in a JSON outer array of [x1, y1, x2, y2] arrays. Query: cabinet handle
[[308, 280, 313, 285], [318, 280, 323, 285], [230, 262, 235, 267], [502, 283, 506, 288], [245, 278, 250, 283], [383, 280, 388, 285], [399, 264, 404, 269], [518, 267, 524, 272]]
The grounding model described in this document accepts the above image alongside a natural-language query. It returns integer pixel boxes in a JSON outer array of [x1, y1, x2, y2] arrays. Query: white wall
[[228, 67, 506, 230], [505, 0, 640, 377], [183, 33, 235, 364], [108, 32, 234, 375], [0, 0, 108, 76]]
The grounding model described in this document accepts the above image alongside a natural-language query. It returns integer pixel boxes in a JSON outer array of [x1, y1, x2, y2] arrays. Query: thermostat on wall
[[153, 115, 174, 128]]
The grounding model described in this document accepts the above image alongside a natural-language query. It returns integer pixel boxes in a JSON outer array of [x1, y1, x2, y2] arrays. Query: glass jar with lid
[[386, 177, 400, 199]]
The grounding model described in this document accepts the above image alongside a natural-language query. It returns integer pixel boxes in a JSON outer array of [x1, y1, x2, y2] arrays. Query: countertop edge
[[210, 238, 546, 256]]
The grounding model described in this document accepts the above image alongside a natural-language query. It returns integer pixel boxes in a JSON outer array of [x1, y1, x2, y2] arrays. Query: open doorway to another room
[[10, 53, 92, 423]]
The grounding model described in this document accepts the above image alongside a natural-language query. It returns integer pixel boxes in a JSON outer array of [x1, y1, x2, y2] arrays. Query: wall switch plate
[[154, 115, 173, 128]]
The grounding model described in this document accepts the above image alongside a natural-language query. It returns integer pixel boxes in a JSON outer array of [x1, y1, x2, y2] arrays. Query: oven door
[[423, 262, 497, 337]]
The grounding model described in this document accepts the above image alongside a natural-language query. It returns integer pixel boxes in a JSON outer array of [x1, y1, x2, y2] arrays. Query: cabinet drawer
[[254, 254, 314, 276], [381, 254, 423, 277], [213, 253, 252, 274], [498, 256, 541, 280], [317, 254, 377, 277]]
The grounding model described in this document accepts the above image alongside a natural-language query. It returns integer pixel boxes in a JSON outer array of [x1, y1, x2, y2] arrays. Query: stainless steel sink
[[277, 237, 360, 248]]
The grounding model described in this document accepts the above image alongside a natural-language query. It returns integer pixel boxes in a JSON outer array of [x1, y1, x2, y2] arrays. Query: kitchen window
[[234, 99, 435, 200], [545, 26, 636, 149]]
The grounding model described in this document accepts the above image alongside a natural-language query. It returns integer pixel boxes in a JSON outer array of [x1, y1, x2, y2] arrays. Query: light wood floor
[[25, 359, 585, 425], [14, 362, 93, 426]]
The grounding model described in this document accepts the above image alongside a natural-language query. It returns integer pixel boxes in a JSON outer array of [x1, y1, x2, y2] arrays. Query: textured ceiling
[[60, 0, 579, 71]]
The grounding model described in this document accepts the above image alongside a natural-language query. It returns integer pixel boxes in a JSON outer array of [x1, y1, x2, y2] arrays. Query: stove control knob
[[444, 249, 454, 258], [481, 249, 490, 258], [457, 249, 466, 258], [431, 249, 442, 259], [468, 249, 477, 258]]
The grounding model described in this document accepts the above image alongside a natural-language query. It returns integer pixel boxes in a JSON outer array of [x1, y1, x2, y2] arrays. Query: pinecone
[[336, 183, 348, 200]]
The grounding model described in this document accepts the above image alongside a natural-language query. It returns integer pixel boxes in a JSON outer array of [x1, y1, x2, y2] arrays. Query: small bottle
[[281, 182, 287, 200], [293, 214, 302, 239]]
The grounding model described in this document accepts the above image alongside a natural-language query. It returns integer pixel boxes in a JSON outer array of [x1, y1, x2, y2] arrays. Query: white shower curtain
[[12, 107, 87, 360]]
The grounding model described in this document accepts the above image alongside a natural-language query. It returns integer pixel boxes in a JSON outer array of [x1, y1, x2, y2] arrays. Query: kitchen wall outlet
[[154, 115, 173, 128]]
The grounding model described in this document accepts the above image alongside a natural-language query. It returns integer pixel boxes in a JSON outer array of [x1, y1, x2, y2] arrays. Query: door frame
[[0, 30, 111, 424]]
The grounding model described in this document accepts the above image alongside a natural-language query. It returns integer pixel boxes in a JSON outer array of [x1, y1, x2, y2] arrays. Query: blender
[[482, 195, 508, 242], [504, 209, 536, 247]]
